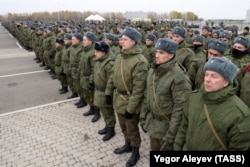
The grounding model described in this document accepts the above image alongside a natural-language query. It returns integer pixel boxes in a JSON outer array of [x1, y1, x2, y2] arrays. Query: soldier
[[105, 27, 149, 167], [201, 26, 212, 50], [44, 26, 56, 78], [80, 32, 100, 122], [188, 39, 227, 90], [140, 38, 191, 151], [104, 33, 120, 56], [67, 33, 82, 99], [240, 26, 250, 39], [60, 33, 73, 94], [54, 38, 68, 93], [172, 26, 195, 72], [142, 33, 157, 64], [174, 57, 250, 150], [240, 63, 250, 108], [93, 41, 116, 141], [219, 31, 232, 57], [226, 36, 250, 68], [191, 35, 206, 61], [34, 27, 45, 67]]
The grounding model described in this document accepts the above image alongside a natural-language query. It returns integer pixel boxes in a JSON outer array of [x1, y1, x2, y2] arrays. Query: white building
[[245, 9, 250, 22]]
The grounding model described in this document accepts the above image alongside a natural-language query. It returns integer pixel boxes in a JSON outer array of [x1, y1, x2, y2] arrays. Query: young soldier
[[93, 41, 116, 141], [140, 38, 191, 151]]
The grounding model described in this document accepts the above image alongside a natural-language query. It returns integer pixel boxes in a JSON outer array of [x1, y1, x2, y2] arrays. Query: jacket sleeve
[[127, 62, 149, 114], [161, 72, 191, 150], [105, 64, 115, 96], [173, 100, 189, 150], [88, 54, 96, 84], [228, 115, 250, 150]]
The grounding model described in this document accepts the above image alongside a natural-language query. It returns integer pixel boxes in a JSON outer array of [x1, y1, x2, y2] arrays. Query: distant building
[[124, 11, 148, 20], [245, 9, 250, 22]]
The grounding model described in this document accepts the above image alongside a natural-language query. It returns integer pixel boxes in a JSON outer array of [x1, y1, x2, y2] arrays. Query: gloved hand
[[124, 110, 134, 119], [105, 95, 112, 105], [87, 83, 95, 90], [160, 140, 173, 151]]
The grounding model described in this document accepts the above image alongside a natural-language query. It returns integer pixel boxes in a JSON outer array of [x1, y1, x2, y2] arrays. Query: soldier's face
[[71, 37, 80, 45], [120, 35, 136, 50], [145, 39, 154, 46], [172, 34, 184, 44], [207, 49, 223, 59], [94, 50, 105, 59], [83, 36, 92, 47], [204, 70, 229, 92], [155, 49, 174, 65], [233, 43, 248, 52]]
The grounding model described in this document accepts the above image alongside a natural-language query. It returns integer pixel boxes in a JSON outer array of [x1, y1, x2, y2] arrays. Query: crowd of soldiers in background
[[2, 19, 250, 166]]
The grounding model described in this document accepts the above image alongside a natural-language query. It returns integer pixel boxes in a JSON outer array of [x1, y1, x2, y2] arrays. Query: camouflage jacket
[[69, 43, 83, 79], [94, 52, 115, 108], [54, 46, 64, 74], [62, 43, 72, 74], [105, 44, 149, 114], [43, 32, 56, 57], [174, 84, 250, 151], [141, 59, 191, 144], [79, 44, 95, 89]]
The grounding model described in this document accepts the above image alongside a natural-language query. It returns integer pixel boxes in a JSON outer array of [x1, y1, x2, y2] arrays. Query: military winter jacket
[[105, 44, 149, 115], [79, 44, 95, 89], [62, 43, 72, 75], [226, 53, 250, 68], [69, 43, 82, 79], [142, 44, 155, 64], [94, 52, 115, 108], [44, 32, 56, 57], [54, 46, 64, 75], [140, 58, 191, 146], [176, 41, 195, 72], [174, 83, 250, 151], [240, 64, 250, 108]]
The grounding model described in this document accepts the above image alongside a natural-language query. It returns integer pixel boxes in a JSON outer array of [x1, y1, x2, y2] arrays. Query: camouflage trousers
[[72, 78, 81, 95], [100, 107, 116, 127], [80, 88, 94, 107], [67, 75, 76, 93], [150, 135, 162, 151], [117, 113, 141, 147], [57, 73, 68, 87]]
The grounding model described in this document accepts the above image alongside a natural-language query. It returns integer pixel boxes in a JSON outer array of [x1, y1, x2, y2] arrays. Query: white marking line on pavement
[[8, 32, 14, 38], [16, 41, 23, 49], [0, 98, 79, 117], [0, 70, 49, 78]]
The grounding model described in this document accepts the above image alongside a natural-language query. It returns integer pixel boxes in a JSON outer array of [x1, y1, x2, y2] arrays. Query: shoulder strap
[[120, 58, 131, 95], [204, 104, 227, 150]]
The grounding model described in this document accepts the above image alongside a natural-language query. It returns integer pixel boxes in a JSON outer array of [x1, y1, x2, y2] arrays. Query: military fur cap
[[172, 26, 187, 38], [64, 33, 72, 40], [233, 36, 250, 49], [219, 32, 232, 40], [105, 33, 115, 41], [192, 35, 204, 44], [84, 31, 97, 42], [122, 27, 141, 43], [145, 33, 157, 41], [155, 38, 178, 54], [56, 38, 64, 45], [94, 41, 109, 53], [47, 26, 54, 32], [208, 39, 227, 54], [73, 33, 83, 42], [193, 29, 200, 35], [204, 57, 238, 83]]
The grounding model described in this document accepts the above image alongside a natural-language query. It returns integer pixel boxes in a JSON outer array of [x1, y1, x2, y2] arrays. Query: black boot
[[60, 86, 68, 94], [83, 106, 95, 116], [51, 74, 57, 80], [74, 98, 82, 106], [67, 93, 78, 99], [114, 141, 132, 154], [98, 125, 107, 135], [39, 62, 45, 67], [91, 109, 101, 122], [126, 147, 140, 167], [76, 98, 87, 108], [102, 127, 115, 141], [58, 86, 64, 91]]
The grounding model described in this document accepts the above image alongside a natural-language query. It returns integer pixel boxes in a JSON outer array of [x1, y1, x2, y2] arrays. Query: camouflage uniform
[[94, 52, 116, 127], [43, 32, 56, 70], [140, 59, 191, 151], [54, 44, 67, 88], [174, 84, 250, 150], [105, 44, 149, 148]]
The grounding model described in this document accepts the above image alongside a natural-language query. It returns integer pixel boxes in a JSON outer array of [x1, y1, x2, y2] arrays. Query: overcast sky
[[1, 0, 250, 20]]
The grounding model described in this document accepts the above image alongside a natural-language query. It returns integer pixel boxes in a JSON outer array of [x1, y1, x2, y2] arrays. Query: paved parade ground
[[0, 26, 150, 167]]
